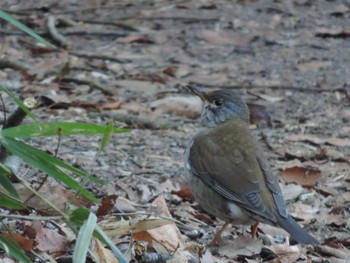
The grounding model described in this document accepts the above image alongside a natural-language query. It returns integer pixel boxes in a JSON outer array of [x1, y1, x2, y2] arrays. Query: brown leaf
[[218, 235, 262, 258], [117, 35, 154, 44], [163, 67, 176, 76], [280, 166, 321, 187], [133, 196, 185, 252], [288, 134, 350, 147], [35, 228, 67, 255], [15, 182, 93, 215], [297, 60, 332, 71], [96, 195, 118, 217], [101, 101, 123, 110], [92, 239, 119, 263], [290, 203, 319, 221], [269, 244, 306, 262], [2, 232, 34, 252], [172, 184, 193, 200]]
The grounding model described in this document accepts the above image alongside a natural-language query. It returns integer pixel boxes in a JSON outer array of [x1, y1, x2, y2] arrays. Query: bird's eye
[[213, 99, 223, 107]]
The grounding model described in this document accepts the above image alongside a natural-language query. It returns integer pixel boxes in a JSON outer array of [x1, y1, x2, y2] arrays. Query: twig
[[0, 29, 128, 38], [60, 77, 114, 96], [0, 214, 63, 221], [0, 58, 29, 71], [314, 245, 350, 260], [77, 19, 139, 31], [46, 15, 71, 48], [69, 51, 131, 63], [190, 81, 350, 97], [88, 112, 179, 130], [59, 29, 128, 37]]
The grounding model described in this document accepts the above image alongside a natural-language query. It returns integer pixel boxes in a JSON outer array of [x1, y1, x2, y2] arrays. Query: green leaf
[[95, 225, 128, 263], [0, 192, 26, 210], [0, 164, 18, 197], [0, 9, 55, 48], [1, 135, 103, 184], [0, 84, 37, 121], [1, 122, 129, 138], [0, 233, 32, 263], [69, 207, 90, 226], [95, 120, 114, 159], [73, 213, 97, 263], [1, 137, 98, 202]]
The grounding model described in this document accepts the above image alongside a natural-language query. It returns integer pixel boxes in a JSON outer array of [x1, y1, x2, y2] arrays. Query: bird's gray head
[[187, 85, 250, 127]]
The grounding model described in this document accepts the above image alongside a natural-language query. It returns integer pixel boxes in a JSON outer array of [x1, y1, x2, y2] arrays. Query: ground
[[0, 0, 350, 262]]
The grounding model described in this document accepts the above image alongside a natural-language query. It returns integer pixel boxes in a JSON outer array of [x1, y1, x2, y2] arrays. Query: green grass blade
[[73, 213, 97, 263], [1, 122, 129, 138], [0, 9, 55, 48], [0, 84, 37, 121], [0, 135, 103, 184], [0, 164, 18, 197], [95, 120, 114, 160], [0, 233, 32, 263], [1, 137, 98, 202], [0, 192, 26, 210], [95, 225, 128, 263]]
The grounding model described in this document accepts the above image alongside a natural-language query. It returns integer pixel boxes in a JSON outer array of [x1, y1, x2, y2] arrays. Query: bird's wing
[[187, 121, 287, 222]]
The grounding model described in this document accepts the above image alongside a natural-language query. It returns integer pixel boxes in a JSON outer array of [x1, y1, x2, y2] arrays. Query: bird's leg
[[250, 222, 259, 238], [208, 221, 230, 247]]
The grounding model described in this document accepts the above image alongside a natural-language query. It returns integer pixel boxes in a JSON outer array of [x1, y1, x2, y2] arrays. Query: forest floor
[[1, 0, 350, 262]]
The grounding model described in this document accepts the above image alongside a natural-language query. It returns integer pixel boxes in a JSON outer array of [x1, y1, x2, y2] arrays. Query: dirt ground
[[1, 0, 350, 262]]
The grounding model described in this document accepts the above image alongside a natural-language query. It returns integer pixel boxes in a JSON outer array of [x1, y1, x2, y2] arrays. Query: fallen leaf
[[288, 134, 350, 147], [171, 184, 193, 200], [269, 244, 306, 262], [297, 61, 332, 71], [2, 232, 34, 252], [92, 238, 118, 263], [15, 182, 93, 215], [150, 96, 202, 119], [117, 35, 154, 44], [163, 67, 176, 76], [280, 166, 321, 187], [36, 228, 67, 256], [280, 183, 304, 201], [290, 203, 319, 221], [133, 196, 185, 252], [101, 101, 123, 110], [218, 235, 262, 258], [96, 195, 118, 217]]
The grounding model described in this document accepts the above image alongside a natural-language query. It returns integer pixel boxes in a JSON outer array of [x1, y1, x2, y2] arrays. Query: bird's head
[[187, 85, 250, 126]]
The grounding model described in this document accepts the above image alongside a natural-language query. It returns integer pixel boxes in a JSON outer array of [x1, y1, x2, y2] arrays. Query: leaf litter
[[0, 0, 350, 262]]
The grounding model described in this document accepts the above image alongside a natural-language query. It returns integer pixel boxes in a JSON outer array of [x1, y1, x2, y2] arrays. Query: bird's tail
[[277, 216, 319, 245]]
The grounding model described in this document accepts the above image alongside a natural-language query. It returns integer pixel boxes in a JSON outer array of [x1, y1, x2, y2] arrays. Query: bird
[[184, 84, 319, 245]]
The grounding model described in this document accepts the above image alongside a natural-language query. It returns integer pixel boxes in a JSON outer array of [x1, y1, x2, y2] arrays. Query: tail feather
[[277, 216, 319, 245]]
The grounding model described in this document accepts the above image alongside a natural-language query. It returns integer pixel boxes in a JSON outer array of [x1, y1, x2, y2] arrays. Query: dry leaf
[[280, 183, 304, 201], [101, 217, 172, 236], [96, 195, 118, 217], [133, 196, 185, 252], [117, 35, 154, 44], [2, 232, 34, 252], [269, 244, 306, 263], [290, 203, 319, 221], [15, 182, 93, 215], [36, 228, 67, 255], [297, 61, 332, 71], [150, 96, 201, 119], [92, 239, 119, 263], [280, 166, 321, 187], [218, 235, 263, 258]]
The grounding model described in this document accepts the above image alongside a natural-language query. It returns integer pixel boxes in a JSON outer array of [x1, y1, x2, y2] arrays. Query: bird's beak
[[186, 85, 206, 101]]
